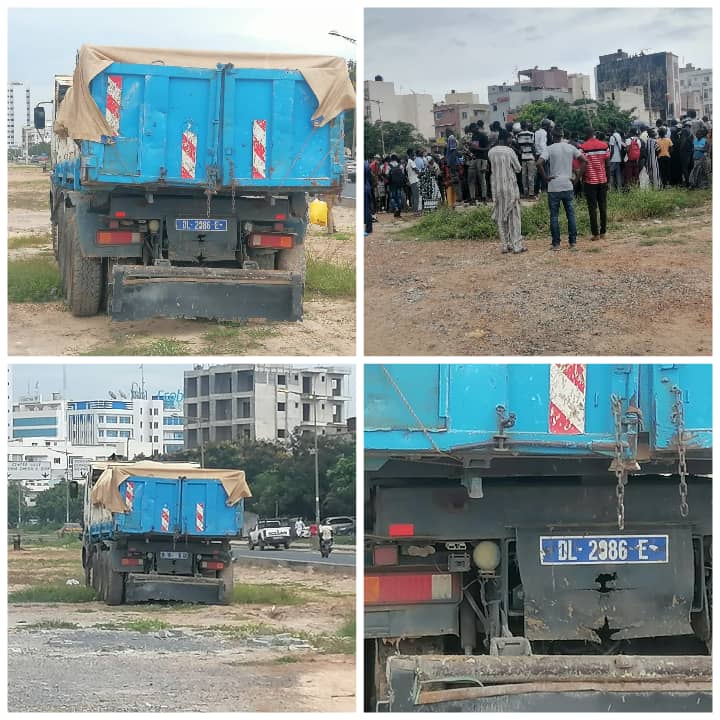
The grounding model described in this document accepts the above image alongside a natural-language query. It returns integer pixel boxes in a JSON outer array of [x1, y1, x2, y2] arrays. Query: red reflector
[[373, 546, 398, 566], [201, 561, 225, 570], [120, 557, 143, 566], [274, 213, 286, 220], [365, 573, 458, 605], [96, 231, 142, 245], [389, 523, 414, 537], [249, 233, 293, 249], [114, 211, 126, 218]]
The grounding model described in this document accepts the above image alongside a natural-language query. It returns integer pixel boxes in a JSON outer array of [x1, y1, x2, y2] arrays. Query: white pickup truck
[[248, 518, 292, 550]]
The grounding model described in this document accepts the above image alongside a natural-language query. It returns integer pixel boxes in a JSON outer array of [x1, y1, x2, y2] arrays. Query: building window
[[302, 403, 311, 422], [277, 429, 286, 439], [321, 403, 325, 410], [462, 112, 467, 119], [99, 430, 104, 437], [98, 415, 104, 422], [294, 374, 299, 381], [119, 416, 131, 424], [154, 436, 159, 443], [106, 416, 118, 424], [106, 430, 118, 438], [54, 457, 61, 464], [120, 431, 131, 438], [321, 375, 325, 382], [277, 402, 286, 411], [277, 374, 286, 385], [153, 422, 158, 429], [295, 402, 299, 408]]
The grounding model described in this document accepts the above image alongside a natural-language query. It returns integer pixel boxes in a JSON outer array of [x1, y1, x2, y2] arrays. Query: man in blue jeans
[[537, 128, 587, 250]]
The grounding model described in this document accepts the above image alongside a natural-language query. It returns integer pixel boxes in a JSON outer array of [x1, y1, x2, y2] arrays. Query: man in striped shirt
[[580, 128, 611, 242]]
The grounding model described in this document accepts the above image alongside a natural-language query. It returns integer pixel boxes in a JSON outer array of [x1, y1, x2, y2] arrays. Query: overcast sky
[[9, 364, 356, 412], [8, 7, 356, 139], [365, 8, 712, 102]]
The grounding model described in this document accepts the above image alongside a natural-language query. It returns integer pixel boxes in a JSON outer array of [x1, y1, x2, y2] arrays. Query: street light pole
[[313, 396, 320, 529]]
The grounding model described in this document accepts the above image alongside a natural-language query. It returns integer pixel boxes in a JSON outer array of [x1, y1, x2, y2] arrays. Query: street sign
[[70, 457, 91, 480], [8, 461, 51, 475]]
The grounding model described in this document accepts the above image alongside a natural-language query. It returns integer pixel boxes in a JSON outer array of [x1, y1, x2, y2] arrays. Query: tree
[[365, 120, 428, 158], [25, 481, 83, 526], [323, 454, 355, 516], [29, 142, 50, 156], [516, 98, 634, 136], [8, 482, 22, 527]]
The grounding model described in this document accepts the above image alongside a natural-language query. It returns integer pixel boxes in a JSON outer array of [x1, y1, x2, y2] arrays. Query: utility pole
[[313, 395, 320, 530], [63, 365, 69, 523]]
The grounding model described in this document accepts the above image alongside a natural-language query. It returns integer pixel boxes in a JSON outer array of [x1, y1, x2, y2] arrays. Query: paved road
[[232, 544, 356, 567]]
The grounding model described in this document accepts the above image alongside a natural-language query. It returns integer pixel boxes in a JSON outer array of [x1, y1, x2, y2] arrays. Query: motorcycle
[[320, 537, 333, 558]]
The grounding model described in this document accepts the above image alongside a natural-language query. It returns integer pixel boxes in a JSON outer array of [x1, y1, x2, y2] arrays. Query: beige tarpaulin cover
[[54, 44, 355, 142], [90, 461, 251, 514]]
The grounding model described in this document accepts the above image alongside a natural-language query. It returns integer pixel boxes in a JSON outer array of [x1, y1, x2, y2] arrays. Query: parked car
[[58, 522, 83, 537], [322, 516, 355, 536], [248, 518, 292, 550]]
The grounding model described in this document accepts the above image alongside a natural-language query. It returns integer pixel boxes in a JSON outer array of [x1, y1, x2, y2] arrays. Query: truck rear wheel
[[105, 565, 125, 606], [62, 206, 103, 317], [219, 565, 234, 605], [276, 244, 306, 283]]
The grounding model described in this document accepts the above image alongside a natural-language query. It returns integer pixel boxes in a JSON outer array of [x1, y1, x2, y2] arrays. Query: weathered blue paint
[[365, 364, 711, 458], [89, 475, 243, 540], [57, 63, 343, 190]]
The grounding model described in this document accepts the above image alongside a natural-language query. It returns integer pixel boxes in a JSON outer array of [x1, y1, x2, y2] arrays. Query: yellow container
[[309, 198, 328, 226]]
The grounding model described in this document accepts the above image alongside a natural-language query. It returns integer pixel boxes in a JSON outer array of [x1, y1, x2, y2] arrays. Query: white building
[[606, 85, 652, 125], [488, 84, 571, 124], [10, 393, 185, 457], [568, 73, 592, 102], [679, 64, 712, 119], [364, 77, 435, 141], [183, 365, 352, 449]]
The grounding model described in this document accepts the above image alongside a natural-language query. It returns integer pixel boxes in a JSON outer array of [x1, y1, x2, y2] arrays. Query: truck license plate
[[539, 535, 668, 565], [175, 218, 228, 232], [160, 551, 189, 560]]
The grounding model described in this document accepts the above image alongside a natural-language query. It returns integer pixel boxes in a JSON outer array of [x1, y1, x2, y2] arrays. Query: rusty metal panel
[[516, 527, 695, 641]]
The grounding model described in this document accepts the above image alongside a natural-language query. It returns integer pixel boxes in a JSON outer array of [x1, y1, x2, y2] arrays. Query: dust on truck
[[39, 45, 353, 321], [364, 364, 712, 711], [78, 461, 251, 605]]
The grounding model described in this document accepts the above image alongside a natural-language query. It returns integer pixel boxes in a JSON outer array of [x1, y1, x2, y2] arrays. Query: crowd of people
[[364, 110, 712, 252]]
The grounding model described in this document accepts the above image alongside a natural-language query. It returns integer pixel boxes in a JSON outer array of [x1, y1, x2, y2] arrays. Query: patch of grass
[[8, 258, 62, 303], [8, 584, 97, 604], [306, 254, 355, 298], [201, 323, 278, 354], [8, 233, 52, 250], [82, 336, 192, 356], [329, 232, 353, 241], [96, 618, 172, 633], [231, 583, 306, 606], [274, 654, 303, 663], [403, 187, 711, 241], [8, 190, 50, 212], [637, 225, 674, 237], [204, 622, 279, 639], [21, 620, 79, 630]]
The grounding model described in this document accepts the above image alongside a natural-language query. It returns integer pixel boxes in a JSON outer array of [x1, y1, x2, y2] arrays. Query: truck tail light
[[120, 557, 143, 567], [274, 213, 287, 220], [96, 230, 143, 245], [389, 523, 414, 537], [248, 233, 293, 249], [373, 546, 398, 566], [365, 572, 459, 605], [201, 560, 225, 570]]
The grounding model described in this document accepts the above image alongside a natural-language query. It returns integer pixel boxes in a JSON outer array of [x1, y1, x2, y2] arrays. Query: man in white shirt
[[607, 122, 625, 191], [406, 149, 421, 213], [533, 119, 551, 192]]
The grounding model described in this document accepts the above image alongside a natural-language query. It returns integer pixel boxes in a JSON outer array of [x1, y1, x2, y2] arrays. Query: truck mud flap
[[384, 654, 712, 712], [125, 573, 224, 604], [109, 265, 303, 322]]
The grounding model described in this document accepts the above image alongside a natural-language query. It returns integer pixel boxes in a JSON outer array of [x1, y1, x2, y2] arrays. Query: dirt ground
[[8, 544, 355, 712], [7, 165, 356, 356], [365, 200, 712, 356]]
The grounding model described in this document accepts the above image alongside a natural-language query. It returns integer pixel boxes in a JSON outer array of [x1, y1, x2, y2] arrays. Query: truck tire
[[219, 565, 234, 604], [82, 546, 92, 588], [63, 206, 103, 317], [105, 566, 125, 606], [96, 551, 106, 600], [276, 243, 306, 283]]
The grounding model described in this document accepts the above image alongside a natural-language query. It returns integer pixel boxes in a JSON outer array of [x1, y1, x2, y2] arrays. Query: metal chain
[[231, 180, 236, 214], [380, 366, 447, 455], [611, 394, 628, 531], [671, 386, 689, 517], [206, 190, 211, 218]]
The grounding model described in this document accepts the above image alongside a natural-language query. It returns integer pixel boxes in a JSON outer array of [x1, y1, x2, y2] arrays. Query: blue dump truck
[[76, 461, 251, 605], [364, 364, 712, 712], [38, 45, 353, 321]]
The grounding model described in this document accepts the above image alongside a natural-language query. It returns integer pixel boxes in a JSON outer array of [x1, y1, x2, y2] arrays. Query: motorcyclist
[[318, 522, 334, 557]]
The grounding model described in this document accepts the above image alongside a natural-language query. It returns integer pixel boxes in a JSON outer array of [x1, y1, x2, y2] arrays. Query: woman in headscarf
[[419, 152, 442, 212]]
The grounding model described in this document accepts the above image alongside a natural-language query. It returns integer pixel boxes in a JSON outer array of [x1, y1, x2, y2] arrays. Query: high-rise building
[[364, 76, 435, 141], [183, 364, 351, 449], [595, 49, 681, 120], [679, 63, 712, 119]]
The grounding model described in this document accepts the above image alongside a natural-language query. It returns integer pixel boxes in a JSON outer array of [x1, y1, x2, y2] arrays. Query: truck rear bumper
[[125, 573, 224, 603], [383, 654, 712, 712], [109, 265, 303, 321]]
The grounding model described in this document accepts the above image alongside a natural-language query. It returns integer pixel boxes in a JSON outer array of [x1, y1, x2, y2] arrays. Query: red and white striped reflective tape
[[160, 505, 170, 532], [195, 503, 205, 532], [549, 363, 586, 435], [124, 481, 134, 512], [251, 119, 267, 179], [181, 129, 197, 179], [105, 75, 123, 136]]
